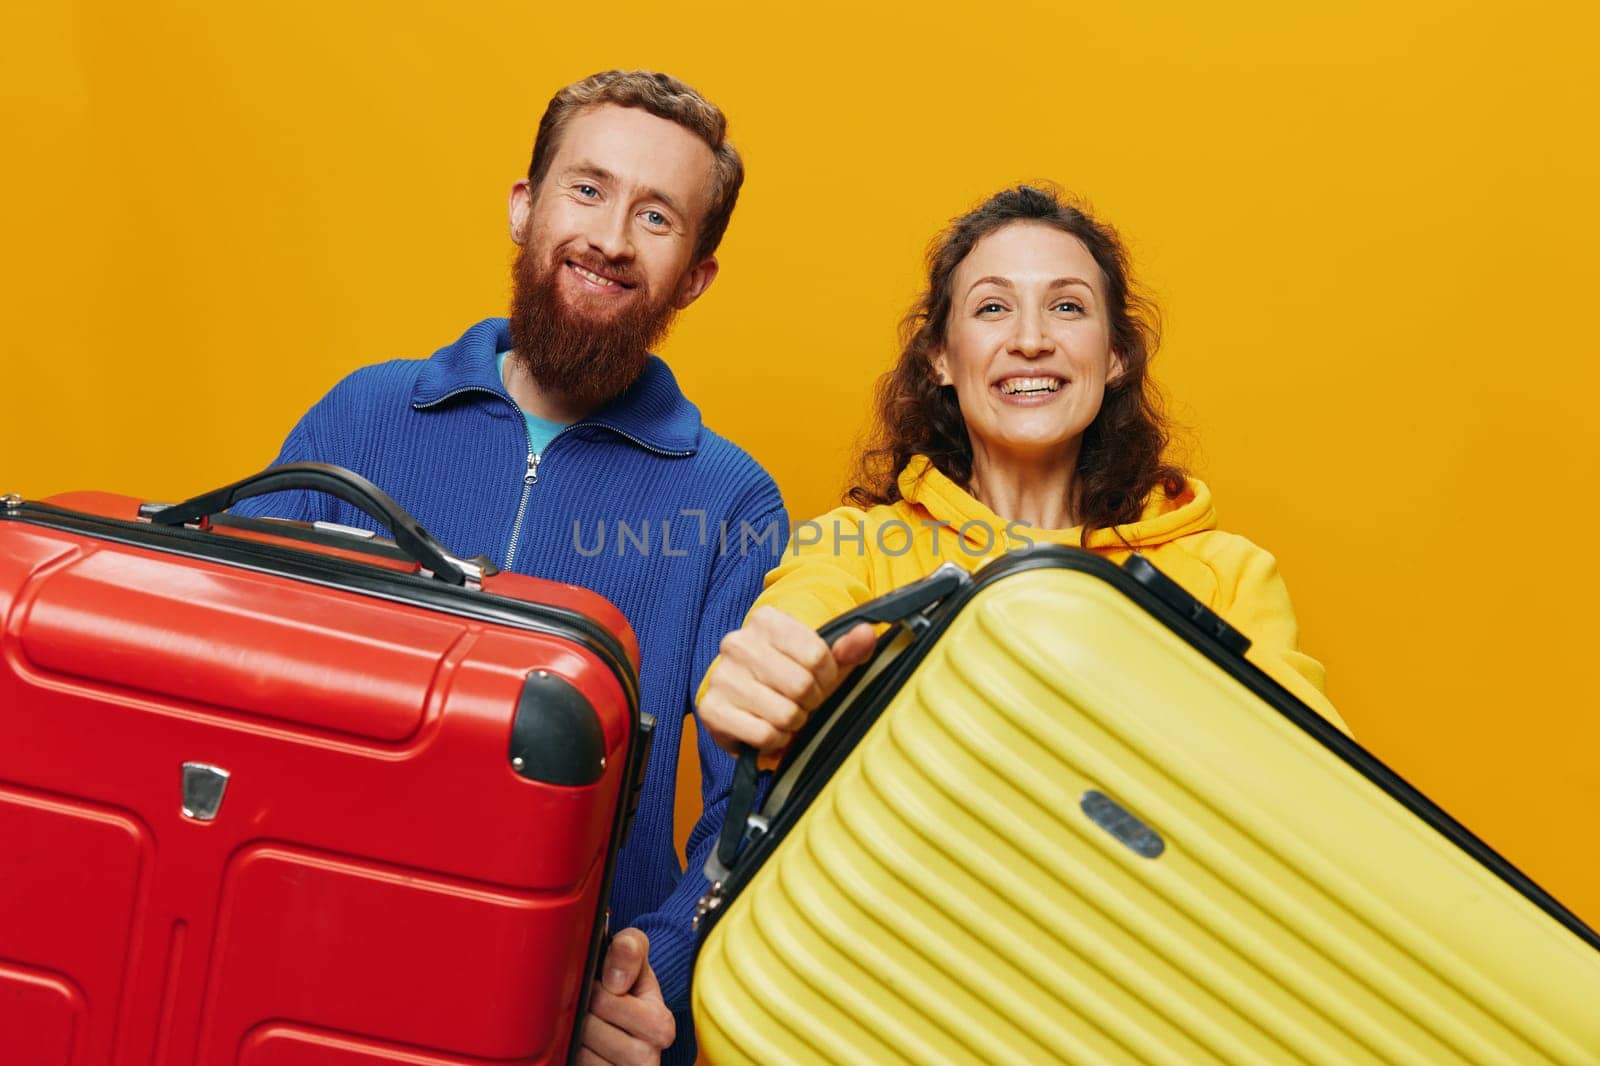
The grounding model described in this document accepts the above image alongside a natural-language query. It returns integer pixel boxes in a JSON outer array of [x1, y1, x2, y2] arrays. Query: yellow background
[[5, 0, 1598, 929]]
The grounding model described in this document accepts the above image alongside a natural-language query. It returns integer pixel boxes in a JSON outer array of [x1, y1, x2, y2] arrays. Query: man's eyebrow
[[561, 161, 686, 219], [561, 162, 617, 185], [639, 185, 685, 219]]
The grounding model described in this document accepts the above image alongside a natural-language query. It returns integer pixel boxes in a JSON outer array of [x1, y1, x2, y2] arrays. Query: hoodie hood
[[897, 454, 1216, 551]]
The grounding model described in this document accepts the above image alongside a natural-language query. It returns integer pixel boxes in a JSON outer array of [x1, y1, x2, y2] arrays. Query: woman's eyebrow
[[965, 275, 1014, 297], [965, 274, 1096, 297]]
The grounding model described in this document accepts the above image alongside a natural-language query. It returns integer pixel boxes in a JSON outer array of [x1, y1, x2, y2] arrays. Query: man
[[234, 71, 786, 1065]]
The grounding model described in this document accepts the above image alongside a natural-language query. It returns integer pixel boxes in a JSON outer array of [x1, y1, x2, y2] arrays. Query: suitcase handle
[[1123, 553, 1251, 656], [812, 562, 969, 644], [709, 564, 969, 881], [147, 462, 475, 587]]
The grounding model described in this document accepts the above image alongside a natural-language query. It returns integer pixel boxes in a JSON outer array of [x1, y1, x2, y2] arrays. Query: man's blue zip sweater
[[234, 318, 787, 1062]]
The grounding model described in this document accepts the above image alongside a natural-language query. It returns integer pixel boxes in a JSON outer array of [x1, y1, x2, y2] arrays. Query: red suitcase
[[0, 464, 651, 1066]]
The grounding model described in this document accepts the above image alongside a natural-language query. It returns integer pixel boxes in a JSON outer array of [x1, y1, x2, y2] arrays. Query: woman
[[697, 185, 1348, 755]]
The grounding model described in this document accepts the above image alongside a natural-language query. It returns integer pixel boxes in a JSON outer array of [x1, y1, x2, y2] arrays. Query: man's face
[[507, 105, 720, 410]]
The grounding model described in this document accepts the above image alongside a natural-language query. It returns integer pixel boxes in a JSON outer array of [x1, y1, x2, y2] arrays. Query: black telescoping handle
[[711, 564, 969, 877], [147, 462, 472, 587]]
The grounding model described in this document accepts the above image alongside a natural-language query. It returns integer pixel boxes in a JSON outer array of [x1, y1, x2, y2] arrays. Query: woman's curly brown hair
[[848, 185, 1185, 542]]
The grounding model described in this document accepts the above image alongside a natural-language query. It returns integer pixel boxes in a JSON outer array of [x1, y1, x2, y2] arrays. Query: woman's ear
[[1108, 349, 1128, 386], [930, 348, 953, 387]]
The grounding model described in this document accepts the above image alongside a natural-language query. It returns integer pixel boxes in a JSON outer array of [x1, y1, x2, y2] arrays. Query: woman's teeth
[[998, 377, 1061, 395]]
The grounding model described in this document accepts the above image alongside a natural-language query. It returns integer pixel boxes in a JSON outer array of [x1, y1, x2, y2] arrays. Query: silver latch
[[312, 520, 378, 539], [745, 812, 770, 842], [691, 881, 725, 933], [701, 810, 771, 884], [2, 494, 22, 511], [181, 762, 231, 821]]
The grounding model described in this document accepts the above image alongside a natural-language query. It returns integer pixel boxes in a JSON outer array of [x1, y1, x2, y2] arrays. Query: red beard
[[507, 242, 680, 412]]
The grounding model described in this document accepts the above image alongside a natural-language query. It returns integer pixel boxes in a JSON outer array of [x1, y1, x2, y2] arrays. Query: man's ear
[[509, 179, 534, 245], [673, 255, 720, 310]]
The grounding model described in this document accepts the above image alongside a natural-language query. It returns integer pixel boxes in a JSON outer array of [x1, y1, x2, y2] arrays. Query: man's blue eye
[[645, 211, 667, 226], [577, 184, 599, 198]]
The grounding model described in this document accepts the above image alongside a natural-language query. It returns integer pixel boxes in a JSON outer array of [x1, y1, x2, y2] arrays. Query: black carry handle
[[147, 462, 473, 587], [710, 564, 969, 879], [1123, 553, 1251, 657], [811, 563, 968, 644]]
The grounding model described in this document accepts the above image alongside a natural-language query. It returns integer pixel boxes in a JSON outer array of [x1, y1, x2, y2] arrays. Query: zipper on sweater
[[576, 422, 692, 459], [417, 382, 693, 570], [504, 452, 539, 570]]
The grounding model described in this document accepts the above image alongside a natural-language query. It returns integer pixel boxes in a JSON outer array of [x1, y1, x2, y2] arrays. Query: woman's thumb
[[830, 622, 878, 668]]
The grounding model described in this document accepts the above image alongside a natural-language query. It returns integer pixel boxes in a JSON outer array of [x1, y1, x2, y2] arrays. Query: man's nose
[[587, 203, 634, 263]]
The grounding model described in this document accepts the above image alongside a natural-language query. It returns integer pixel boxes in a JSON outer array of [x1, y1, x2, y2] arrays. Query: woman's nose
[[1008, 309, 1054, 358]]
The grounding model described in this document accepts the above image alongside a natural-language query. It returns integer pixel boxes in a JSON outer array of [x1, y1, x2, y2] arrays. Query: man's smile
[[566, 260, 636, 291]]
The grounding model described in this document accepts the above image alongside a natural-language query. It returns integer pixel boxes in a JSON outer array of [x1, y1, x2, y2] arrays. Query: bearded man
[[233, 71, 786, 1065]]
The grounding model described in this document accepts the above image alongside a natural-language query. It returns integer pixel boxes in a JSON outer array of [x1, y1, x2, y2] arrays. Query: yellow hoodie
[[704, 455, 1349, 734]]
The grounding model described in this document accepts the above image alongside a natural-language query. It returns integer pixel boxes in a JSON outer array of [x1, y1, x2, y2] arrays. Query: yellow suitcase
[[690, 548, 1600, 1064]]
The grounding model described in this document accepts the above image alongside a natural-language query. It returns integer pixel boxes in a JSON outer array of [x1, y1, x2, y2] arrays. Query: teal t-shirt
[[497, 351, 567, 456]]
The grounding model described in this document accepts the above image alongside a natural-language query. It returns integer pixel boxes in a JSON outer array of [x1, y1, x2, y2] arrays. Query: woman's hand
[[698, 606, 878, 756]]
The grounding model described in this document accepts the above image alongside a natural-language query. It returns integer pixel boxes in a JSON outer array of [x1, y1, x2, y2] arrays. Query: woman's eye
[[1055, 300, 1084, 314], [978, 302, 1006, 315]]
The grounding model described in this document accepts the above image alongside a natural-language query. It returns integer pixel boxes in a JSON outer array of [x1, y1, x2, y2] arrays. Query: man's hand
[[698, 606, 878, 756], [578, 928, 675, 1065]]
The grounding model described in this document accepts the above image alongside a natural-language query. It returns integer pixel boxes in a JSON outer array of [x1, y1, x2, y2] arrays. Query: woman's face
[[933, 221, 1122, 467]]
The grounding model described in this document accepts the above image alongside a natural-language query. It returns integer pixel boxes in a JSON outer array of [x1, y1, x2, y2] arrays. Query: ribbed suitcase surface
[[0, 468, 647, 1066], [693, 552, 1600, 1065]]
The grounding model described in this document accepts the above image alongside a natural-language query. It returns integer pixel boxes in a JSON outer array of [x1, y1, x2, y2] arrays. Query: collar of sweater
[[896, 454, 1216, 549], [412, 317, 704, 456]]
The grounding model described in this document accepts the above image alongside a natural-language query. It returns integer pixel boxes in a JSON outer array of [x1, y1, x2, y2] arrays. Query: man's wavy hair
[[849, 185, 1185, 542], [526, 70, 744, 263]]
